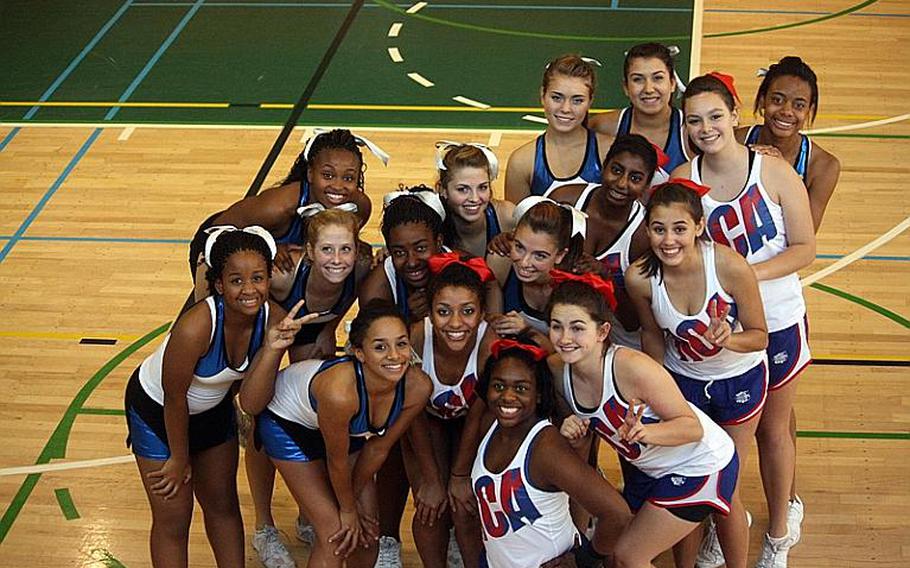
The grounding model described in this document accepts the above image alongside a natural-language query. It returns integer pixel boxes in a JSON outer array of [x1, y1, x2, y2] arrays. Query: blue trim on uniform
[[307, 356, 352, 411], [127, 407, 171, 460], [617, 106, 689, 172], [503, 269, 547, 323], [194, 296, 268, 377], [746, 125, 810, 183], [395, 272, 411, 320], [484, 204, 503, 245], [275, 179, 311, 245], [350, 359, 408, 437], [530, 129, 601, 196], [280, 262, 357, 344]]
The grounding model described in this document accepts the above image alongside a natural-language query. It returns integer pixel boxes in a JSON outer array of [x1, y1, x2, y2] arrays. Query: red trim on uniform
[[770, 316, 811, 391], [770, 358, 811, 391], [720, 362, 769, 425]]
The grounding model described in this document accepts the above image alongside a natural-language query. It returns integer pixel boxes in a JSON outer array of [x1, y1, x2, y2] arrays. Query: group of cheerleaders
[[124, 44, 840, 568]]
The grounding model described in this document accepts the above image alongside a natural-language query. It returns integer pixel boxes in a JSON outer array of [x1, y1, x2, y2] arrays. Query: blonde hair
[[438, 144, 493, 188], [542, 54, 597, 97], [305, 208, 359, 248]]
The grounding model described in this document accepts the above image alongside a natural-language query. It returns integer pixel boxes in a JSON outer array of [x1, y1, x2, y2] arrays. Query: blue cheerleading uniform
[[530, 129, 602, 197], [616, 106, 691, 173], [279, 261, 357, 346], [745, 125, 811, 183], [274, 179, 311, 245], [502, 269, 549, 334]]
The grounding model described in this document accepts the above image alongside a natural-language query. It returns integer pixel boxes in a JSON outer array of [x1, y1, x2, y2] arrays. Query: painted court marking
[[805, 112, 910, 135]]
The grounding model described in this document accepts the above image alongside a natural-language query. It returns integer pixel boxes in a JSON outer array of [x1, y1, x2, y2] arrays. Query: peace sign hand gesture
[[618, 399, 647, 444], [267, 300, 321, 351], [704, 298, 732, 348]]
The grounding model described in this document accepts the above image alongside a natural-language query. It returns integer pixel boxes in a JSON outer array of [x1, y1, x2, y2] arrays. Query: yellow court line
[[0, 330, 142, 342], [0, 101, 229, 109], [815, 354, 910, 363]]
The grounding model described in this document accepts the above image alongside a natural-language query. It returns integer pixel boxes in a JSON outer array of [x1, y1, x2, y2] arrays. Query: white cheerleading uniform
[[420, 317, 487, 419], [473, 420, 578, 568], [267, 359, 323, 430], [563, 346, 734, 478], [690, 153, 806, 332], [576, 191, 646, 350], [138, 296, 269, 414], [650, 241, 764, 379]]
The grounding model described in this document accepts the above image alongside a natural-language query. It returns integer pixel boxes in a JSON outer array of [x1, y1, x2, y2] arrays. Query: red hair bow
[[651, 142, 671, 169], [427, 252, 495, 283], [549, 269, 618, 312], [491, 339, 549, 362], [707, 71, 741, 104], [652, 178, 711, 198]]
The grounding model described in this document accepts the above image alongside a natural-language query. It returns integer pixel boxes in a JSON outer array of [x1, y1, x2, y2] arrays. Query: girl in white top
[[549, 273, 738, 568], [473, 337, 632, 568], [404, 253, 498, 567], [672, 72, 816, 565], [626, 181, 769, 568]]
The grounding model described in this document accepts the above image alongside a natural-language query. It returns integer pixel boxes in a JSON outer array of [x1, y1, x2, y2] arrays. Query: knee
[[611, 540, 641, 568]]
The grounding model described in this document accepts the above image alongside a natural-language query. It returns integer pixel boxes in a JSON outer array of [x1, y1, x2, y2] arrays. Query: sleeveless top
[[139, 295, 269, 414], [420, 317, 488, 419], [650, 241, 765, 379], [530, 129, 602, 197], [383, 246, 451, 320], [502, 269, 550, 334], [472, 420, 578, 568], [562, 346, 734, 478], [617, 106, 690, 176], [274, 179, 311, 245], [691, 152, 806, 332], [745, 125, 811, 183], [280, 261, 357, 345], [443, 204, 503, 252], [268, 356, 407, 440]]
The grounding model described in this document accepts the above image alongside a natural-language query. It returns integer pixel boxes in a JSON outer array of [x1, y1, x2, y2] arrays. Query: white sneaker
[[374, 536, 402, 568], [295, 517, 315, 546], [787, 496, 804, 545], [696, 511, 753, 568], [447, 528, 464, 568], [755, 531, 797, 568], [252, 525, 296, 568]]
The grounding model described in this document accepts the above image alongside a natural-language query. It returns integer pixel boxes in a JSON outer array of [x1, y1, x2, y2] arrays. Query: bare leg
[[376, 440, 409, 541], [613, 503, 699, 568], [192, 439, 245, 567], [246, 444, 279, 529], [135, 456, 195, 568], [789, 408, 798, 499], [403, 418, 449, 568], [757, 380, 798, 538]]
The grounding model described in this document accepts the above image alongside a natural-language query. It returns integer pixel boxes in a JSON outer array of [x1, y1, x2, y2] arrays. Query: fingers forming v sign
[[705, 298, 732, 347], [619, 399, 646, 444], [269, 299, 322, 350]]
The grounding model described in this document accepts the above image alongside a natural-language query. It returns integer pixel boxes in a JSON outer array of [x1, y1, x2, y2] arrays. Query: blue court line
[[0, 1, 133, 153], [0, 1, 205, 264]]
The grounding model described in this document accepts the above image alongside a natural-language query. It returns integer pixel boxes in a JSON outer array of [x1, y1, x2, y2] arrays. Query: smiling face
[[306, 223, 356, 284], [646, 202, 705, 267], [540, 74, 593, 133], [759, 75, 814, 138], [600, 151, 651, 207], [388, 222, 441, 289], [684, 91, 738, 155], [486, 357, 538, 428], [431, 285, 483, 352], [354, 316, 411, 383], [214, 250, 270, 316], [623, 56, 676, 115], [509, 225, 566, 283], [307, 147, 361, 207], [441, 166, 492, 223], [549, 303, 609, 366]]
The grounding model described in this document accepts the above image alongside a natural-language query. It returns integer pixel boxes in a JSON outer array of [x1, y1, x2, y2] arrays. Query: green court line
[[0, 322, 170, 544], [79, 407, 127, 416], [797, 430, 910, 441], [375, 0, 879, 42], [811, 133, 910, 140], [91, 548, 128, 568], [54, 488, 80, 520], [810, 283, 910, 329]]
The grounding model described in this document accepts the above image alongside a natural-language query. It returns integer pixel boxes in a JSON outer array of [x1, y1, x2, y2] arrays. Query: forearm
[[162, 396, 191, 463], [640, 414, 702, 447], [451, 404, 484, 476], [239, 347, 285, 414], [328, 451, 359, 512], [407, 415, 443, 486], [722, 329, 768, 353], [751, 242, 815, 280], [351, 442, 389, 498], [640, 328, 665, 363]]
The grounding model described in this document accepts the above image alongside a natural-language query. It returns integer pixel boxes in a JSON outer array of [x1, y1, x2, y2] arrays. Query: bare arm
[[504, 142, 535, 204], [588, 110, 621, 137], [624, 261, 666, 363], [806, 146, 841, 232], [711, 246, 768, 353], [358, 262, 395, 307], [212, 183, 299, 234]]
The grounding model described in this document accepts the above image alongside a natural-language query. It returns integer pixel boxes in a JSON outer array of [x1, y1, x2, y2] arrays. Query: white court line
[[452, 96, 491, 110], [388, 47, 404, 63], [1, 121, 543, 135], [388, 22, 403, 37], [407, 72, 435, 88], [300, 127, 312, 144], [488, 131, 502, 147], [521, 114, 548, 125], [801, 216, 910, 287], [0, 455, 134, 477], [117, 126, 135, 141], [804, 113, 910, 135], [406, 2, 428, 14], [689, 0, 704, 77]]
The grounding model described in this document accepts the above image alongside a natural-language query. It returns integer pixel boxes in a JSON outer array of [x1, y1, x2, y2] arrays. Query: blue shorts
[[124, 369, 236, 460], [256, 409, 364, 462], [671, 360, 768, 425], [620, 452, 739, 521], [767, 316, 811, 390]]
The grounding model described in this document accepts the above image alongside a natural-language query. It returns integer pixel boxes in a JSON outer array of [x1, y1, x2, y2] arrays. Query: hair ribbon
[[302, 127, 390, 166], [652, 178, 711, 198], [513, 196, 587, 238], [383, 189, 447, 221], [296, 202, 359, 218], [650, 142, 671, 169], [491, 339, 549, 362], [706, 71, 741, 104], [203, 225, 277, 267], [427, 252, 495, 283], [549, 269, 618, 312], [435, 140, 500, 180]]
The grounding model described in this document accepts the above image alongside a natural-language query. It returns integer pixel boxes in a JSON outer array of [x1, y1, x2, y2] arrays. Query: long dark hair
[[638, 182, 705, 281]]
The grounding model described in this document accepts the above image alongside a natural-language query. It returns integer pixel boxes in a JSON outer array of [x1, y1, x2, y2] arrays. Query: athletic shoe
[[755, 530, 797, 568], [787, 495, 804, 545], [696, 511, 753, 568], [374, 536, 402, 568], [252, 525, 296, 568], [447, 527, 464, 568], [295, 517, 315, 546]]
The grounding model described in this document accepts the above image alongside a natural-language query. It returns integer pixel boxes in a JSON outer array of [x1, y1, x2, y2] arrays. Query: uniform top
[[383, 246, 451, 321], [280, 260, 358, 345], [502, 268, 550, 335], [139, 295, 269, 414], [274, 178, 311, 245], [268, 356, 408, 440], [484, 203, 504, 244], [472, 420, 578, 568], [650, 240, 765, 379], [617, 106, 691, 176], [420, 317, 488, 419], [530, 129, 602, 197], [562, 346, 734, 478], [690, 152, 806, 331], [745, 125, 811, 183]]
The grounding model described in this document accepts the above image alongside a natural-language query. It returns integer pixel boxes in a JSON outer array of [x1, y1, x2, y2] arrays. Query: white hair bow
[[545, 56, 602, 69], [512, 196, 587, 238], [383, 189, 446, 221], [434, 140, 500, 180], [203, 225, 278, 268], [302, 128, 391, 166], [296, 202, 359, 218], [756, 67, 769, 77]]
